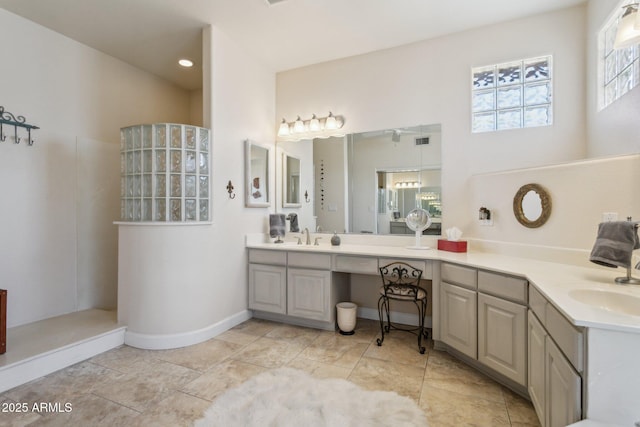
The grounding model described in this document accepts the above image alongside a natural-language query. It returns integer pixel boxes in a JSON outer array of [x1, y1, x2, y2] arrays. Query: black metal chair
[[376, 262, 429, 354]]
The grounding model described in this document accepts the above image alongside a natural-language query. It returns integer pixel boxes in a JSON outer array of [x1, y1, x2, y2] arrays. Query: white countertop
[[246, 238, 640, 334]]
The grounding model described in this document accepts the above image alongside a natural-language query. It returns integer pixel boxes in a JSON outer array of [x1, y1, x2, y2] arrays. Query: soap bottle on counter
[[331, 232, 341, 246]]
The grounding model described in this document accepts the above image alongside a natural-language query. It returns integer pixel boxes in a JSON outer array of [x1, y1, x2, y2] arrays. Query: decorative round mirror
[[513, 183, 551, 228]]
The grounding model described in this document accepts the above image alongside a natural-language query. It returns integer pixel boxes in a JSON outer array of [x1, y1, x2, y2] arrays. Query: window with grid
[[600, 13, 640, 109], [471, 56, 553, 133]]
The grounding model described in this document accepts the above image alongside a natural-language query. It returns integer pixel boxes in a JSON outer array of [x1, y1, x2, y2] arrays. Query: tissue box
[[437, 239, 467, 253]]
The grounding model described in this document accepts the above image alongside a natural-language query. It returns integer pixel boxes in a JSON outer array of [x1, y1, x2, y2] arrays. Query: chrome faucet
[[303, 228, 311, 245]]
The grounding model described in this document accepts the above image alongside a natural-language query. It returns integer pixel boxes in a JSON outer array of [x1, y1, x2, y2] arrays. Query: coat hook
[[14, 126, 20, 144], [226, 180, 236, 199], [0, 123, 5, 142], [304, 190, 310, 203]]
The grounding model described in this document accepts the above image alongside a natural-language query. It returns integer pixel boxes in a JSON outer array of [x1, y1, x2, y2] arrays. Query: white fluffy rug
[[194, 367, 427, 427]]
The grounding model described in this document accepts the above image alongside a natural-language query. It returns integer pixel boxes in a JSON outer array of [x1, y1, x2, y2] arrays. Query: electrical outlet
[[602, 212, 618, 222]]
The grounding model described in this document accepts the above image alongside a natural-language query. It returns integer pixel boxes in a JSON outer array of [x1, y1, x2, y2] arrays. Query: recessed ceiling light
[[178, 59, 194, 68]]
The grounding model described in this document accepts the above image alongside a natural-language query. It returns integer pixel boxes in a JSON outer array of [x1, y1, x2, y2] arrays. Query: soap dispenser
[[331, 231, 341, 246]]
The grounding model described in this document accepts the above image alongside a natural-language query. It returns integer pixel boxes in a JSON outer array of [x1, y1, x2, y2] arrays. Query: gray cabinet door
[[546, 336, 581, 427], [287, 268, 332, 321], [528, 311, 547, 426], [248, 264, 287, 314], [440, 282, 477, 359], [478, 292, 527, 386]]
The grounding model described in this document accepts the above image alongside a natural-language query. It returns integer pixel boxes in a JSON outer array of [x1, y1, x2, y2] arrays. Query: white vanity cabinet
[[528, 286, 583, 427], [248, 249, 348, 329], [439, 263, 529, 388], [440, 263, 478, 359], [248, 250, 287, 314]]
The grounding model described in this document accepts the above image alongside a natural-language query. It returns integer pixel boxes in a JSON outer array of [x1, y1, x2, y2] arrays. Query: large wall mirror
[[245, 140, 271, 208], [276, 123, 441, 234]]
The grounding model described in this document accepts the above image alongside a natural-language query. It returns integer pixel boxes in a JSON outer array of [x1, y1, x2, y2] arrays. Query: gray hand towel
[[589, 221, 640, 268], [269, 214, 286, 238], [287, 213, 300, 233]]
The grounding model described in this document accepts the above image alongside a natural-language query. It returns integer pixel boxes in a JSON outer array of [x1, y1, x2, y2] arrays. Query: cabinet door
[[528, 311, 547, 427], [287, 268, 331, 321], [440, 282, 477, 359], [546, 337, 581, 427], [478, 293, 527, 386], [248, 264, 286, 314]]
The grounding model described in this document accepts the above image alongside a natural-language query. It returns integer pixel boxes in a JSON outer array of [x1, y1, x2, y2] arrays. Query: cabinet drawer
[[478, 271, 528, 304], [441, 262, 477, 289], [248, 249, 286, 266], [379, 258, 431, 279], [545, 302, 584, 373], [334, 255, 378, 274], [288, 252, 331, 270]]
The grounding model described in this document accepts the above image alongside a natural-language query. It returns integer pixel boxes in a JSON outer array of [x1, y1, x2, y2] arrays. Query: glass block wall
[[601, 17, 639, 109], [120, 124, 210, 222]]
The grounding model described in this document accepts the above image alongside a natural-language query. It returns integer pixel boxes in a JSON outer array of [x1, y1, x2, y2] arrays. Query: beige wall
[[0, 9, 191, 328], [277, 5, 589, 240]]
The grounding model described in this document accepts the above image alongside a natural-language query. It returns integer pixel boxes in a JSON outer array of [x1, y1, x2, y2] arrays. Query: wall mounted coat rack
[[0, 106, 39, 146]]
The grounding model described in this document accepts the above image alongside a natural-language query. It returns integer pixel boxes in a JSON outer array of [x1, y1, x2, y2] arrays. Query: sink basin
[[569, 289, 640, 317]]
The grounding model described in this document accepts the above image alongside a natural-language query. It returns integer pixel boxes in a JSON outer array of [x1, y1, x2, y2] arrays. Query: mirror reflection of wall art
[[513, 183, 552, 228], [245, 140, 271, 208]]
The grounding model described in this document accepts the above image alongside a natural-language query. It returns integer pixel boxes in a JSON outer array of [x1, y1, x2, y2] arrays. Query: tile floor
[[0, 318, 540, 426]]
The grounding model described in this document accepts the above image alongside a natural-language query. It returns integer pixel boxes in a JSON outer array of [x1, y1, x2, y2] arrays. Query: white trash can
[[336, 302, 357, 335]]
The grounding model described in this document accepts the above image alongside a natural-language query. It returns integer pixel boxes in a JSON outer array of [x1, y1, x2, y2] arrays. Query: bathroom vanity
[[246, 235, 640, 427]]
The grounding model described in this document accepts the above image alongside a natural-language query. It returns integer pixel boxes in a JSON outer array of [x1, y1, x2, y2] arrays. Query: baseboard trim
[[0, 327, 126, 394], [124, 310, 252, 350]]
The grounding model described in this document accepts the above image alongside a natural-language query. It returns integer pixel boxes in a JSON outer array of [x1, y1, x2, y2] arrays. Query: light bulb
[[278, 118, 290, 136], [325, 112, 337, 130], [293, 116, 305, 133], [614, 5, 640, 49], [309, 114, 321, 132]]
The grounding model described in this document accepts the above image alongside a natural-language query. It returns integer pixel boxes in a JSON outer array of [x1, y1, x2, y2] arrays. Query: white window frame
[[471, 55, 553, 133]]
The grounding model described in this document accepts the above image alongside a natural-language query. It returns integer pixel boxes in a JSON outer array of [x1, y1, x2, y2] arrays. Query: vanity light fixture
[[276, 112, 345, 142], [324, 112, 338, 130], [613, 3, 640, 49], [309, 114, 321, 132], [293, 116, 305, 133], [178, 58, 194, 68], [395, 181, 421, 189], [278, 118, 290, 136]]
